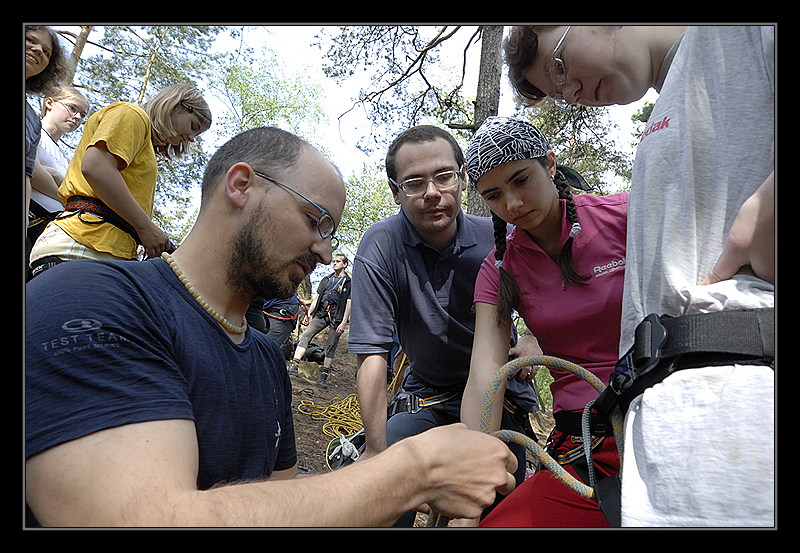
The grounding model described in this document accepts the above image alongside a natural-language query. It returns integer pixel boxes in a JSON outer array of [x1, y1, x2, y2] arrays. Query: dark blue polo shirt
[[348, 209, 535, 406]]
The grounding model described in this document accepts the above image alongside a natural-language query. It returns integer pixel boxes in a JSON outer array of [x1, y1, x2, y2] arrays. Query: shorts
[[30, 222, 126, 266], [298, 315, 342, 359]]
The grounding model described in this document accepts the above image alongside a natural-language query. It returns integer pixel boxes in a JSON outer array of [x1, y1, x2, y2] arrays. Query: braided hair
[[492, 160, 589, 326]]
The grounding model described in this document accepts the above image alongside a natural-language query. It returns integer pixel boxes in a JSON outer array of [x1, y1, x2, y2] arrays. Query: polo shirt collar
[[399, 209, 477, 253]]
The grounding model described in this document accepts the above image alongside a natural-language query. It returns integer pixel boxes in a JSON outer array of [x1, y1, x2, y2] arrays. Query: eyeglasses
[[389, 166, 464, 198], [253, 170, 339, 250], [58, 100, 88, 122], [548, 26, 572, 111]]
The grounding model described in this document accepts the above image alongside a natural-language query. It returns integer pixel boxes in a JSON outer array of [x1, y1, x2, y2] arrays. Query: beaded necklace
[[161, 252, 247, 334]]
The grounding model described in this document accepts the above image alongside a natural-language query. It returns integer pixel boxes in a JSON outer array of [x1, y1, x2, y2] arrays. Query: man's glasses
[[548, 26, 572, 112], [253, 170, 339, 249], [389, 166, 463, 198]]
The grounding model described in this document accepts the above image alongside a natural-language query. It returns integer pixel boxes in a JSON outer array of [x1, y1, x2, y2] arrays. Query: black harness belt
[[59, 195, 141, 245], [595, 307, 774, 418]]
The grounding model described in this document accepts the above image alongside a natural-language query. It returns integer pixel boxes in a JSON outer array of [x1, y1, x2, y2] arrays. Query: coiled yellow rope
[[427, 355, 626, 527], [297, 393, 363, 439]]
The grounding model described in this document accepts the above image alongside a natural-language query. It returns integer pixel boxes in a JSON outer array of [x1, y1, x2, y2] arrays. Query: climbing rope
[[297, 393, 363, 439], [427, 354, 626, 527]]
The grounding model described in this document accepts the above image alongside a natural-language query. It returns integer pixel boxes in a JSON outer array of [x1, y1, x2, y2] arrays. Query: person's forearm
[[195, 443, 427, 527], [462, 364, 506, 434], [27, 418, 517, 527], [342, 299, 352, 326], [31, 156, 62, 201], [462, 303, 512, 434], [307, 295, 319, 318], [356, 353, 390, 454], [81, 146, 152, 234]]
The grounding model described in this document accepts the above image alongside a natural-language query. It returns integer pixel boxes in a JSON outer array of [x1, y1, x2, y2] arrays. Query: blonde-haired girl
[[29, 85, 212, 276]]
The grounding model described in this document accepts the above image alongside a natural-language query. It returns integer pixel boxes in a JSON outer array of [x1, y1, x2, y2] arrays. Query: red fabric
[[480, 434, 620, 527]]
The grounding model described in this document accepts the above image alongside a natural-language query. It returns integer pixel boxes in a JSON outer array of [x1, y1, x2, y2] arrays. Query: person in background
[[28, 84, 212, 277], [264, 293, 303, 359], [503, 25, 774, 527], [461, 116, 628, 527], [25, 126, 518, 527], [288, 253, 351, 388], [28, 86, 91, 250]]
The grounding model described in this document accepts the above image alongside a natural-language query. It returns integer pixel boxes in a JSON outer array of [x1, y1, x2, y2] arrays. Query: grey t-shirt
[[620, 25, 775, 354]]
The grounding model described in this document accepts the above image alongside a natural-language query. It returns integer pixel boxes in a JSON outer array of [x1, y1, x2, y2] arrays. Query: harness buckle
[[594, 313, 668, 418], [407, 394, 421, 414], [631, 313, 668, 378]]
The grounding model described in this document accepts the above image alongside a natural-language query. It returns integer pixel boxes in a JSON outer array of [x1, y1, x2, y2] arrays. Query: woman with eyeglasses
[[460, 116, 628, 527], [28, 86, 91, 248], [29, 84, 212, 277]]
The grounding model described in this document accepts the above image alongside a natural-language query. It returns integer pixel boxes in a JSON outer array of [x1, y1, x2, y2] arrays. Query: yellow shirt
[[56, 102, 158, 259]]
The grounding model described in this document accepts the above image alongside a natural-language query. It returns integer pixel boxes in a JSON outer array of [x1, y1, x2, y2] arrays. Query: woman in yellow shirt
[[30, 84, 212, 275]]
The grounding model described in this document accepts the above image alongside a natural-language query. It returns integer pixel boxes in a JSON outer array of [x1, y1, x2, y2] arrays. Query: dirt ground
[[287, 326, 556, 525]]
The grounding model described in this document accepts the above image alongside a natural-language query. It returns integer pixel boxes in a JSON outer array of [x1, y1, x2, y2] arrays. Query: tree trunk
[[466, 25, 503, 216], [63, 25, 94, 86], [137, 26, 170, 105]]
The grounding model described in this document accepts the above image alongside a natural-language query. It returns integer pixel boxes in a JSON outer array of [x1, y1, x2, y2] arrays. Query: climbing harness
[[388, 391, 459, 417], [264, 302, 303, 323], [58, 195, 142, 245], [593, 308, 775, 421]]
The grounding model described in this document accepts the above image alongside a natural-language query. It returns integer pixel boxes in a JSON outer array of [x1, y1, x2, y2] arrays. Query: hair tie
[[569, 222, 582, 239], [494, 259, 503, 270]]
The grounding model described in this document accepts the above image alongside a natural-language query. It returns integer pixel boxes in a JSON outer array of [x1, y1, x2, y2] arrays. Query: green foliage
[[74, 26, 227, 110], [209, 46, 328, 148], [522, 104, 633, 193], [337, 163, 399, 256], [316, 25, 475, 156], [631, 101, 656, 142]]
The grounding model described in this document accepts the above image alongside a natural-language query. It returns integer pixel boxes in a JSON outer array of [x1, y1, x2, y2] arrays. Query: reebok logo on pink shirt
[[594, 257, 625, 277]]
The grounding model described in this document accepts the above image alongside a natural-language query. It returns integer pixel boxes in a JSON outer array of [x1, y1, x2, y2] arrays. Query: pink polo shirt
[[474, 193, 628, 413]]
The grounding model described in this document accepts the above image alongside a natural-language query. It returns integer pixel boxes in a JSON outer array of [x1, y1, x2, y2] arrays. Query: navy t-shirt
[[26, 258, 297, 491]]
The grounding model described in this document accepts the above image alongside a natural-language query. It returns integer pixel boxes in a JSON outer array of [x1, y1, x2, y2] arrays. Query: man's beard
[[227, 205, 317, 301]]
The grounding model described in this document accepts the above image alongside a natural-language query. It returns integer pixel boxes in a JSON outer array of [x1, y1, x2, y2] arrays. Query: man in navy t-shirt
[[25, 126, 520, 527]]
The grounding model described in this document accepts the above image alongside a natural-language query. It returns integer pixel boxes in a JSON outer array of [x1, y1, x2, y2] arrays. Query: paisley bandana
[[466, 116, 592, 191], [465, 116, 550, 185]]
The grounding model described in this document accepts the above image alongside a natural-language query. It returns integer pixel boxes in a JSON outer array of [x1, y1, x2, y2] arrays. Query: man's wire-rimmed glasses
[[253, 170, 339, 250], [548, 25, 572, 112], [389, 166, 464, 198]]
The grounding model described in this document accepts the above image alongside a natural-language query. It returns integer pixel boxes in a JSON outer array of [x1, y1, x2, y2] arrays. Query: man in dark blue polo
[[348, 125, 538, 526]]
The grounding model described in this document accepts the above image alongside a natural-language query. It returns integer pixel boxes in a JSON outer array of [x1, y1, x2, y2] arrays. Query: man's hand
[[406, 423, 517, 520], [508, 333, 544, 383], [701, 172, 774, 286]]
